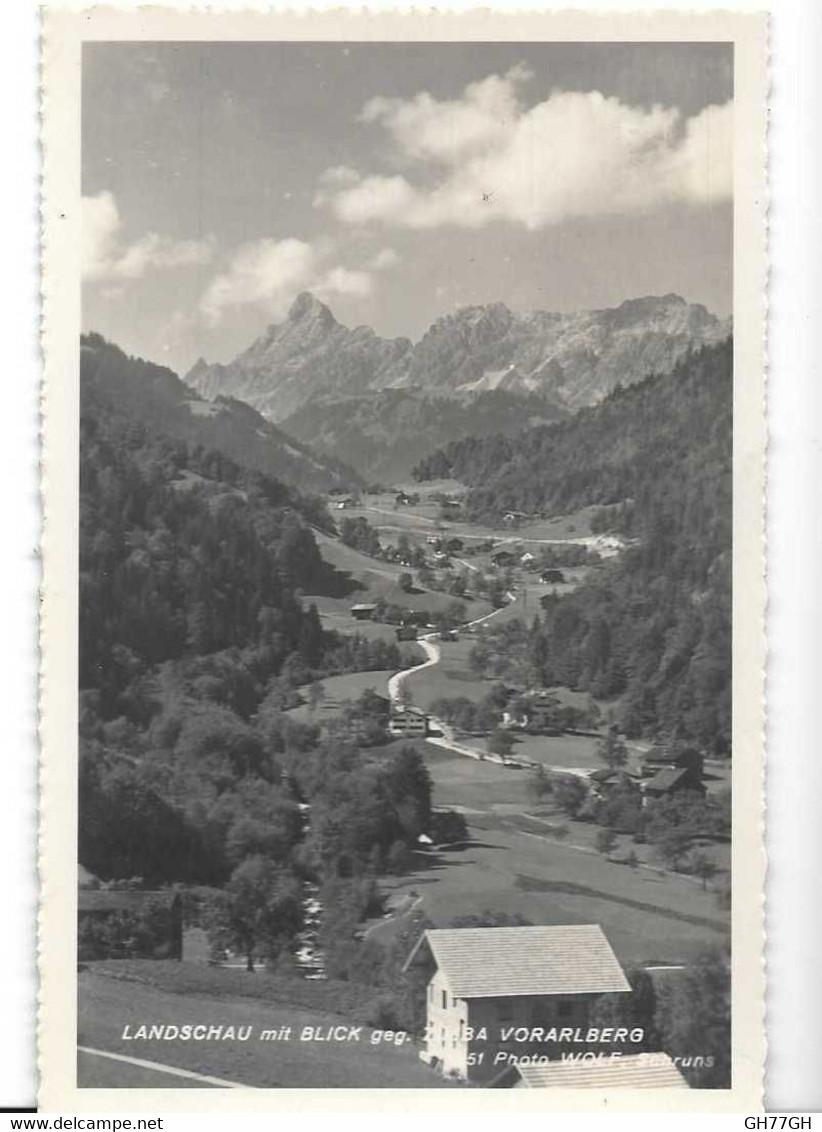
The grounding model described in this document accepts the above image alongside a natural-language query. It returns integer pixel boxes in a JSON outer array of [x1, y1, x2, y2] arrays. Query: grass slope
[[78, 966, 450, 1089]]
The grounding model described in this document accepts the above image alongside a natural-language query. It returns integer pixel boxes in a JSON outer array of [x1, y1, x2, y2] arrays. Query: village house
[[350, 602, 378, 621], [639, 747, 705, 800], [388, 704, 428, 738], [503, 691, 561, 734], [643, 765, 706, 801], [490, 1051, 689, 1089], [491, 550, 517, 568], [404, 925, 631, 1083], [640, 746, 704, 776], [587, 768, 642, 802]]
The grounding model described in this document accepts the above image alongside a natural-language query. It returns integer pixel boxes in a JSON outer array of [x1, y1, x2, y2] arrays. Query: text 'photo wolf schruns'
[[78, 40, 733, 1090]]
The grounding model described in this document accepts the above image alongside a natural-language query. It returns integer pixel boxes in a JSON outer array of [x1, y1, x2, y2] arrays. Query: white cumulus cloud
[[316, 66, 732, 232], [82, 191, 214, 282]]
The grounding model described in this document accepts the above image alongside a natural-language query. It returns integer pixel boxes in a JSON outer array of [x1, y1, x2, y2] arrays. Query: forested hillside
[[416, 340, 733, 752], [79, 377, 430, 945], [81, 334, 363, 493]]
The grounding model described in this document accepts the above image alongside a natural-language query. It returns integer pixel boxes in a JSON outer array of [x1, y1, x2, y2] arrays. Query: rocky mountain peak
[[288, 291, 336, 328]]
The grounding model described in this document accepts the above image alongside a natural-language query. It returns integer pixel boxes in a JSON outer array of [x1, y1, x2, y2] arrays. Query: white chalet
[[404, 925, 631, 1083], [388, 704, 428, 738]]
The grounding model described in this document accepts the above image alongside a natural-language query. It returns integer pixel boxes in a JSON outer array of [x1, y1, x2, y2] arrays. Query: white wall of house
[[423, 979, 601, 1082], [423, 969, 470, 1078]]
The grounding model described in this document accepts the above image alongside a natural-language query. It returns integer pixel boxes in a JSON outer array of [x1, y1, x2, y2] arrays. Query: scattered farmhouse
[[643, 766, 705, 801], [640, 746, 704, 778], [503, 691, 561, 734], [388, 704, 429, 738], [540, 568, 566, 585], [639, 747, 705, 800], [350, 602, 378, 621], [404, 925, 630, 1082], [490, 1052, 689, 1089], [491, 550, 517, 568]]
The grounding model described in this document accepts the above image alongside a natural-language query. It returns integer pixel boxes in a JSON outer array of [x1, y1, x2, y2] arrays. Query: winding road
[[385, 588, 595, 780]]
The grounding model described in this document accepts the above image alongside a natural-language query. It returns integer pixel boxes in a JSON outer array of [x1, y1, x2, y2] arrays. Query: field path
[[387, 590, 517, 707]]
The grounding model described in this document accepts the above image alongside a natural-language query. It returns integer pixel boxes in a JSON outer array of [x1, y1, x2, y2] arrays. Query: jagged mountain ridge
[[186, 291, 731, 424], [187, 292, 412, 422], [81, 333, 364, 494]]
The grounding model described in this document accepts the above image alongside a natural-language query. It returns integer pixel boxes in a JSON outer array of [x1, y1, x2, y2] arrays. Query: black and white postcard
[[39, 7, 767, 1112]]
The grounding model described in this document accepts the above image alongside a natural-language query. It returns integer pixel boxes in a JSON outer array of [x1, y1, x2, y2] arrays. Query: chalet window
[[442, 989, 448, 1009]]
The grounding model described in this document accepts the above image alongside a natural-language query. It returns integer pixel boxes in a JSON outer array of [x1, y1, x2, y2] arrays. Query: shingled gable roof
[[644, 767, 690, 792], [403, 925, 631, 999], [492, 1052, 688, 1089]]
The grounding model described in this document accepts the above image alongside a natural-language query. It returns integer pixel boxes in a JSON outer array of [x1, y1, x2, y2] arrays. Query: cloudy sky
[[82, 42, 733, 376]]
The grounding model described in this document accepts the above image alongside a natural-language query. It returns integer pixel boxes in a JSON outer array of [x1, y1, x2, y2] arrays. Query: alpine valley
[[185, 292, 730, 482]]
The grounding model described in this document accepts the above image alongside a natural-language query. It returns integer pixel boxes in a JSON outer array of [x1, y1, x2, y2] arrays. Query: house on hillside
[[503, 691, 561, 734], [491, 550, 517, 568], [388, 704, 428, 738], [640, 747, 704, 779], [639, 747, 705, 801], [490, 1052, 689, 1089], [350, 602, 378, 621], [643, 765, 705, 801], [540, 569, 566, 585], [78, 889, 183, 962], [403, 925, 630, 1082]]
